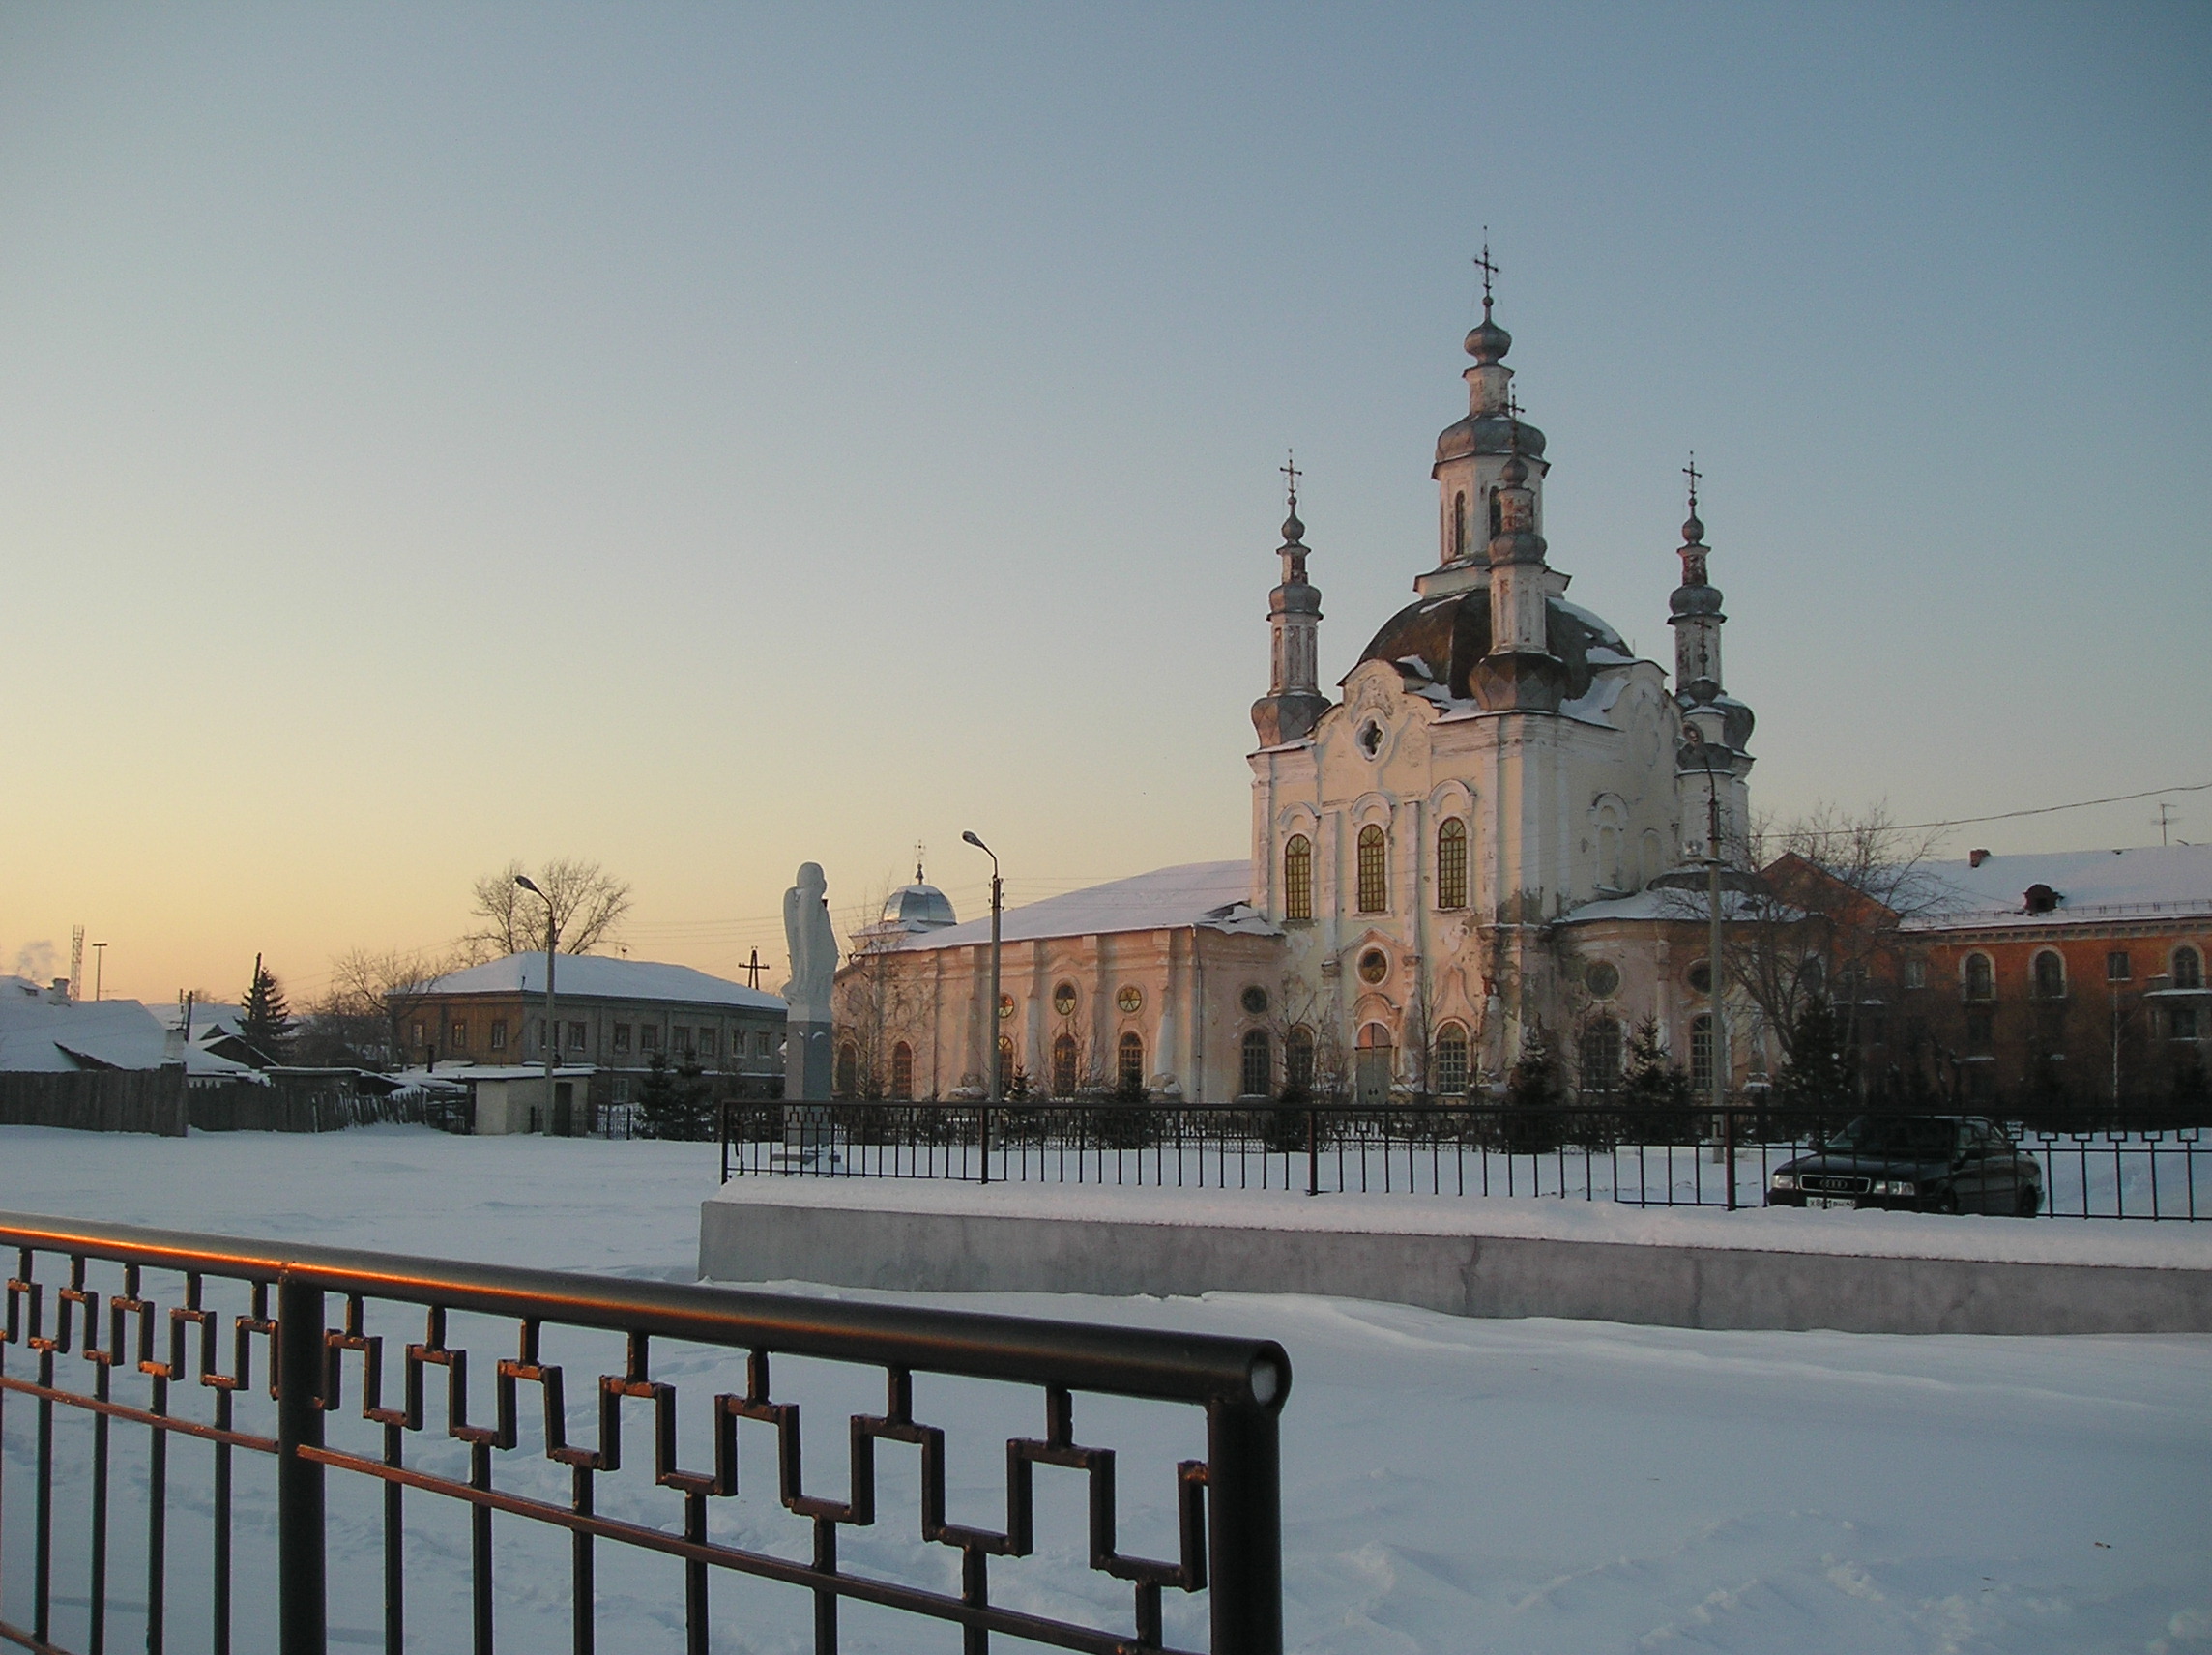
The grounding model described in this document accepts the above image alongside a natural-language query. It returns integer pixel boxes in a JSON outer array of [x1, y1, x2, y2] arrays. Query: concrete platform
[[699, 1179, 2212, 1336]]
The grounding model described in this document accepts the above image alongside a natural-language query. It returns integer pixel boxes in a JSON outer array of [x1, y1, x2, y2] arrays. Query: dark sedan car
[[1765, 1115, 2044, 1215]]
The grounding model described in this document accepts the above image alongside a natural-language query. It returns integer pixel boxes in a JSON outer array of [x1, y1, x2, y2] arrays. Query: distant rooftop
[[422, 954, 784, 1012], [0, 977, 258, 1077], [889, 861, 1273, 951], [1908, 844, 2212, 930]]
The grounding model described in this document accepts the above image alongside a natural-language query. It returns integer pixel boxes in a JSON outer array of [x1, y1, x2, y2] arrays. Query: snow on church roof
[[422, 954, 784, 1010], [890, 861, 1274, 951]]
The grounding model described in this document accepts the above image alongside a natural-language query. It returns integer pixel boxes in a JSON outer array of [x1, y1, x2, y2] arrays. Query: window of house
[[1964, 954, 1994, 1001], [1283, 834, 1313, 921], [2107, 951, 2132, 982], [1357, 949, 1389, 985], [1488, 488, 1502, 537], [568, 1020, 588, 1052], [640, 1026, 660, 1052], [1452, 491, 1468, 559], [2032, 950, 2065, 999], [1437, 818, 1468, 910], [1286, 1026, 1315, 1095], [890, 1042, 914, 1099], [1240, 985, 1268, 1017], [1584, 960, 1620, 999], [998, 1034, 1016, 1091], [1434, 1024, 1469, 1095], [1580, 1019, 1621, 1093], [1052, 982, 1077, 1018], [1356, 825, 1387, 913], [1117, 1031, 1145, 1091], [697, 1029, 716, 1058], [451, 1020, 469, 1050], [613, 1024, 631, 1053], [2172, 1006, 2201, 1039], [1965, 1007, 1994, 1051], [1052, 1033, 1079, 1096], [490, 1019, 508, 1052], [753, 1031, 771, 1058], [1239, 1029, 1272, 1098], [412, 1020, 425, 1049], [1904, 959, 1927, 990], [673, 1027, 692, 1054], [2175, 947, 2204, 991], [1687, 960, 1713, 996], [1690, 1014, 1719, 1096], [835, 1043, 858, 1097]]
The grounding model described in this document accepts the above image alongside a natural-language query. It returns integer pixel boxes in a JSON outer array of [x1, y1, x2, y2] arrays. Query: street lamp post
[[514, 875, 560, 1134], [92, 942, 108, 1002], [962, 831, 1004, 1104]]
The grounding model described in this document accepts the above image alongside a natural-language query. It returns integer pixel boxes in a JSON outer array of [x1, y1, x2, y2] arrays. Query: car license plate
[[1806, 1196, 1858, 1210]]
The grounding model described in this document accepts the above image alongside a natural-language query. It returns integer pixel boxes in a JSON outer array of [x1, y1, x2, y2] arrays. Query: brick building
[[1887, 845, 2210, 1110], [409, 954, 785, 1114]]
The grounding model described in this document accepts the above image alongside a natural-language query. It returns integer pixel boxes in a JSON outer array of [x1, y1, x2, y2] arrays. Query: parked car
[[1765, 1115, 2044, 1215]]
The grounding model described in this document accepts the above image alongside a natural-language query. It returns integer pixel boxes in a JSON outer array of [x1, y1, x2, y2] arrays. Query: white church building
[[832, 288, 1764, 1106]]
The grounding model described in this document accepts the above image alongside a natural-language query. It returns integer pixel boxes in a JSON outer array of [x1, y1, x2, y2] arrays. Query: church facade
[[832, 290, 1768, 1103]]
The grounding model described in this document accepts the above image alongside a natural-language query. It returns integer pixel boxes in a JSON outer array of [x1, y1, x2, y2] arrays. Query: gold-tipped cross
[[1281, 449, 1301, 509], [1683, 451, 1702, 513]]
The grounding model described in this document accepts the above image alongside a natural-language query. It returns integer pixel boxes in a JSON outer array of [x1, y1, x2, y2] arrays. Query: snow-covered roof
[[1907, 844, 2212, 931], [1558, 886, 1771, 926], [421, 953, 784, 1012], [890, 861, 1275, 951], [0, 978, 259, 1077]]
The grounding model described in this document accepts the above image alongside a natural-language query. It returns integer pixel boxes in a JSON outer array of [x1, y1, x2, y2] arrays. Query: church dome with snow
[[880, 876, 956, 933]]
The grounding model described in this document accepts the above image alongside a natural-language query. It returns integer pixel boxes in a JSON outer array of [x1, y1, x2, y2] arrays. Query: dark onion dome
[[1669, 582, 1723, 618], [1435, 413, 1546, 469], [1354, 588, 1631, 707], [1681, 512, 1705, 543], [1464, 310, 1512, 365], [1281, 508, 1306, 544], [880, 879, 957, 932]]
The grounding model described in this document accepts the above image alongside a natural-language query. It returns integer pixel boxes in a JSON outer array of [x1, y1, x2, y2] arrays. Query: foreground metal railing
[[721, 1101, 2209, 1220], [0, 1213, 1288, 1655]]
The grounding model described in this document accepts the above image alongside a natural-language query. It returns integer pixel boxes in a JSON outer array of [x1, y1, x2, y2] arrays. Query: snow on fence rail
[[0, 1212, 1289, 1655], [719, 1103, 2209, 1221]]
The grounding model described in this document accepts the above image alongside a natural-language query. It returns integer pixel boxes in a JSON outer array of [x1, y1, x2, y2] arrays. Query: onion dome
[[1465, 298, 1512, 366], [1282, 507, 1305, 544], [880, 865, 957, 933]]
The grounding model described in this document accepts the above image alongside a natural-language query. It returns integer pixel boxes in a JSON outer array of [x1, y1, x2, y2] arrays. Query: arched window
[[2033, 950, 2066, 1000], [1436, 818, 1468, 910], [835, 1042, 859, 1098], [1452, 492, 1468, 559], [1285, 1026, 1316, 1095], [1434, 1023, 1469, 1095], [1117, 1031, 1145, 1091], [1965, 953, 1994, 1001], [1488, 488, 1502, 537], [1052, 1033, 1079, 1096], [2174, 946, 2204, 991], [890, 1042, 914, 1100], [1690, 1014, 1720, 1096], [1283, 834, 1313, 921], [1356, 824, 1388, 914], [1240, 1029, 1272, 1098], [997, 1034, 1014, 1092], [1580, 1019, 1622, 1093]]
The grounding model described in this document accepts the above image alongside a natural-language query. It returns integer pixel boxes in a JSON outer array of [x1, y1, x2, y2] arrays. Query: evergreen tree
[[1776, 998, 1854, 1111], [1506, 1020, 1562, 1111], [638, 1050, 682, 1138], [239, 953, 293, 1061], [1619, 1018, 1691, 1109]]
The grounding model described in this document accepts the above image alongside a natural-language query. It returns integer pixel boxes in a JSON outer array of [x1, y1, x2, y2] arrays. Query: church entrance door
[[1354, 1023, 1393, 1107]]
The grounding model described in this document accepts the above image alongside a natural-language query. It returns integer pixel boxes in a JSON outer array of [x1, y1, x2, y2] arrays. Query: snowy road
[[2, 1125, 2206, 1654]]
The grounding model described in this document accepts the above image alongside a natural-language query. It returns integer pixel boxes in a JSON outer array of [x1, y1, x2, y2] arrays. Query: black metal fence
[[721, 1101, 2209, 1221], [0, 1212, 1289, 1654]]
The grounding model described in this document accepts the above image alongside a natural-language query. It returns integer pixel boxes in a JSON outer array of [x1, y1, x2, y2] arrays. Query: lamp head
[[515, 875, 543, 896], [961, 830, 984, 849]]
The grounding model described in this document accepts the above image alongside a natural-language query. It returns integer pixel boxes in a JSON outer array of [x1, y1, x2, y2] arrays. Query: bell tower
[[1669, 460, 1755, 859], [1250, 453, 1329, 747]]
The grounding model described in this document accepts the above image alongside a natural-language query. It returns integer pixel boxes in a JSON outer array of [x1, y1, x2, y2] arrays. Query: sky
[[2, 2, 2206, 1007]]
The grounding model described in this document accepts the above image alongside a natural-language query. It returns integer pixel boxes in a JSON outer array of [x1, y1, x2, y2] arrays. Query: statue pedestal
[[780, 1019, 836, 1166]]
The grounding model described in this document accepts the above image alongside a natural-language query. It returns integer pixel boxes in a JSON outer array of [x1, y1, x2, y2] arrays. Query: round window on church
[[1585, 961, 1620, 999], [1052, 982, 1077, 1017], [1357, 720, 1384, 758], [1117, 985, 1144, 1015], [1240, 985, 1269, 1017], [999, 993, 1016, 1020], [1687, 960, 1713, 996], [1357, 949, 1389, 985]]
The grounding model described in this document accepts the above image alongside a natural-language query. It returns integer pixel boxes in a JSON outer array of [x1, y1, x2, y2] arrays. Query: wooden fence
[[0, 1071, 451, 1137]]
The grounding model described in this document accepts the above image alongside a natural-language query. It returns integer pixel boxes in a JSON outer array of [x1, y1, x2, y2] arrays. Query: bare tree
[[1670, 802, 1953, 1065], [464, 859, 633, 960], [332, 946, 466, 1067]]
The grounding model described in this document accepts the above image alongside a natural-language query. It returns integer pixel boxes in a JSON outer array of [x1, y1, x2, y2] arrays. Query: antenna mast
[[69, 926, 85, 1000]]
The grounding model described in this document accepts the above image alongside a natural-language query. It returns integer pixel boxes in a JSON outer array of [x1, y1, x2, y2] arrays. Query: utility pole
[[516, 875, 560, 1134], [963, 832, 1004, 1103], [92, 942, 108, 1001]]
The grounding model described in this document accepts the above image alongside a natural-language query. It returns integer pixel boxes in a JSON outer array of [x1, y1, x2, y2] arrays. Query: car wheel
[[2017, 1183, 2042, 1217]]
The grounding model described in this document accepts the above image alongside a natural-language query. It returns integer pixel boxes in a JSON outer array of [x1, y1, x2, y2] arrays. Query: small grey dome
[[1281, 509, 1305, 544], [1464, 314, 1511, 364], [1670, 583, 1723, 618], [881, 879, 957, 932], [1681, 513, 1705, 544], [1435, 414, 1546, 469], [1500, 450, 1528, 487]]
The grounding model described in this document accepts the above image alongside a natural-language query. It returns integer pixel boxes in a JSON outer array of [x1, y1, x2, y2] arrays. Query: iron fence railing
[[0, 1212, 1289, 1655], [720, 1101, 2208, 1220]]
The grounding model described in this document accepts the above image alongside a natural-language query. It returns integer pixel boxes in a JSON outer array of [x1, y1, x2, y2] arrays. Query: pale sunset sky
[[2, 4, 2206, 1008]]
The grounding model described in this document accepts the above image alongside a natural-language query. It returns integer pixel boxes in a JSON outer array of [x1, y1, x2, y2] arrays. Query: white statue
[[781, 862, 837, 1024]]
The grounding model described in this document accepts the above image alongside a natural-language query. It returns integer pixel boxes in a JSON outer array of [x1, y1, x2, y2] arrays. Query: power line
[[1892, 780, 2210, 833]]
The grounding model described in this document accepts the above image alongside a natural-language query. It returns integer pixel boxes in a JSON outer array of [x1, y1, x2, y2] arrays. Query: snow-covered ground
[[3, 1125, 2207, 1654]]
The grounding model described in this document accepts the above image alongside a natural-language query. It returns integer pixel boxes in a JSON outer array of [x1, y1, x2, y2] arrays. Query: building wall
[[411, 991, 784, 1103]]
